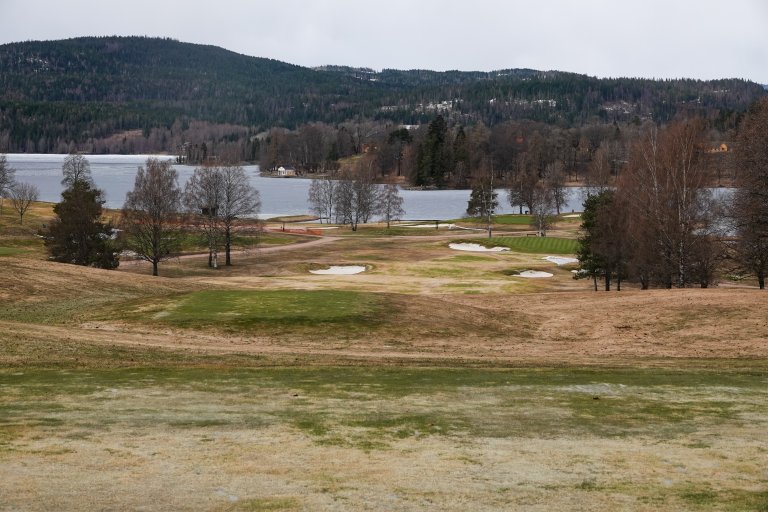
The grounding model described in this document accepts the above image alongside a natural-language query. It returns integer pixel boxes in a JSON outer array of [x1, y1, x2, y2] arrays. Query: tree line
[[1, 37, 763, 159], [576, 98, 768, 290], [21, 154, 260, 276], [307, 172, 405, 231]]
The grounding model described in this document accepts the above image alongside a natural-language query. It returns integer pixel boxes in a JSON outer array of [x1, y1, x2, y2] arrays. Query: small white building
[[276, 166, 297, 177]]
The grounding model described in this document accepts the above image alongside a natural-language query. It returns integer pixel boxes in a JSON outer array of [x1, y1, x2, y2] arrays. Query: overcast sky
[[1, 0, 766, 83]]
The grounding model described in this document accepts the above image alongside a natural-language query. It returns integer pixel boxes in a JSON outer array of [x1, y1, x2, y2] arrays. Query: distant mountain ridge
[[0, 36, 764, 153]]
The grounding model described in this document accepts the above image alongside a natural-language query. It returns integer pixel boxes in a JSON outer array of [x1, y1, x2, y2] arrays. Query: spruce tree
[[44, 180, 119, 269]]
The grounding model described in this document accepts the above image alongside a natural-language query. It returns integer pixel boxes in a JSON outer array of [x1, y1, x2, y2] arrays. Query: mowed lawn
[[468, 236, 579, 254]]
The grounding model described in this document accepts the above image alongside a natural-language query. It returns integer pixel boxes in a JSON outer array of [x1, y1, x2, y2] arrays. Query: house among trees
[[276, 165, 297, 177], [706, 143, 730, 153]]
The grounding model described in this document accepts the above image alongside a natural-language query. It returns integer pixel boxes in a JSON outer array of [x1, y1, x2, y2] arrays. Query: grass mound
[[146, 289, 384, 330]]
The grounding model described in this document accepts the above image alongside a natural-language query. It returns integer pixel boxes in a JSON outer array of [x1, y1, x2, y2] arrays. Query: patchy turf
[[3, 209, 768, 511], [1, 366, 766, 511], [126, 289, 385, 331]]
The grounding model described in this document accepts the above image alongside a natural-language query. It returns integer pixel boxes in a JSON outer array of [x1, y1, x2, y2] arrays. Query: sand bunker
[[405, 223, 456, 229], [449, 243, 509, 252], [543, 256, 579, 265], [309, 265, 367, 275], [517, 270, 554, 278], [563, 214, 581, 218]]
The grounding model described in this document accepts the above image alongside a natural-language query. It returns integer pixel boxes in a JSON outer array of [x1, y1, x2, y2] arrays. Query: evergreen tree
[[576, 191, 613, 291], [415, 116, 453, 187], [466, 179, 498, 218], [466, 172, 498, 238], [44, 180, 119, 269]]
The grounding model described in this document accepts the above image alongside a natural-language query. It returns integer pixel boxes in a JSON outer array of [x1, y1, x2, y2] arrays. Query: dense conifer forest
[[0, 36, 764, 157]]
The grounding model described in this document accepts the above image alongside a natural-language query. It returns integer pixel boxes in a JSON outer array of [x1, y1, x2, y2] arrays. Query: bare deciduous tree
[[308, 178, 336, 223], [529, 181, 555, 236], [506, 159, 538, 215], [219, 165, 260, 266], [0, 154, 16, 214], [544, 161, 569, 215], [10, 182, 38, 225], [732, 97, 768, 289], [378, 184, 405, 229], [61, 153, 93, 187], [584, 146, 613, 197], [121, 158, 182, 276], [184, 166, 225, 268], [335, 168, 380, 231], [621, 121, 715, 288]]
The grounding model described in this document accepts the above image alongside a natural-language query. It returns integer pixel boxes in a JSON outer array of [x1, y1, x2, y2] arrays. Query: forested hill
[[0, 36, 764, 154]]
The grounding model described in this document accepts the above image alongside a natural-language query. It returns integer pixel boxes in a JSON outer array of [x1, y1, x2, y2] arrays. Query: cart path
[[122, 236, 343, 266]]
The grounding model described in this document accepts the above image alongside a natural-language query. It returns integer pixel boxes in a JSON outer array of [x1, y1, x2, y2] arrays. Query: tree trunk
[[604, 271, 611, 291], [225, 228, 232, 266], [759, 273, 765, 290], [593, 275, 598, 291], [152, 260, 158, 276]]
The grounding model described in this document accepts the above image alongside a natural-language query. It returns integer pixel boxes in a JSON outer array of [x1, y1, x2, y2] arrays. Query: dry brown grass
[[2, 231, 768, 511]]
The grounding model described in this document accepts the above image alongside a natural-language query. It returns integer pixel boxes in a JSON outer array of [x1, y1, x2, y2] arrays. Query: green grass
[[455, 214, 581, 226], [472, 236, 579, 254], [456, 214, 534, 225], [448, 254, 497, 262], [256, 233, 304, 246], [141, 289, 385, 331], [0, 247, 26, 256], [341, 225, 451, 236]]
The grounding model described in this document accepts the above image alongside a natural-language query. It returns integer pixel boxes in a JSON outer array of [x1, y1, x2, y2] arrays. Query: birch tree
[[378, 184, 405, 229], [308, 177, 336, 223], [122, 158, 182, 276], [184, 166, 225, 268], [219, 165, 260, 266], [10, 182, 38, 225]]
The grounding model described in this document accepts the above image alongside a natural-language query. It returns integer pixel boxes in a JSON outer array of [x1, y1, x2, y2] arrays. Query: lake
[[6, 153, 590, 219]]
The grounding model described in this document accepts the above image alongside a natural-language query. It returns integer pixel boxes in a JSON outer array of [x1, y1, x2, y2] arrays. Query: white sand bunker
[[405, 223, 456, 229], [543, 256, 579, 265], [449, 243, 510, 252], [309, 265, 367, 275], [517, 270, 554, 278]]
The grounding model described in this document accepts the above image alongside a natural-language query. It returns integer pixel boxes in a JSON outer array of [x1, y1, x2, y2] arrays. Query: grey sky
[[1, 0, 766, 83]]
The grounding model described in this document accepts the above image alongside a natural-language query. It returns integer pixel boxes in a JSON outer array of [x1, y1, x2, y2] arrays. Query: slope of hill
[[0, 36, 764, 153]]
